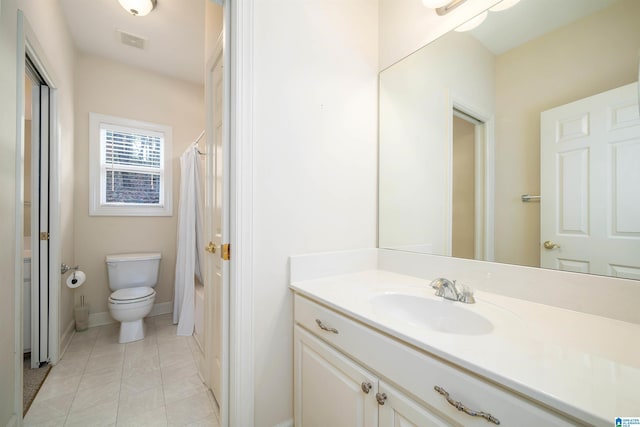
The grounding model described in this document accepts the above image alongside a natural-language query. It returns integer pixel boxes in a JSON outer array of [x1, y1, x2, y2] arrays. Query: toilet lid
[[110, 287, 155, 301]]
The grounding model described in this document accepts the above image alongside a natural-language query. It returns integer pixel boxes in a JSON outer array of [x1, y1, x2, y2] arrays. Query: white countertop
[[290, 269, 640, 426]]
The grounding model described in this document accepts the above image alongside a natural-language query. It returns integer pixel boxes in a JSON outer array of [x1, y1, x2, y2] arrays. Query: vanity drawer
[[294, 294, 582, 427]]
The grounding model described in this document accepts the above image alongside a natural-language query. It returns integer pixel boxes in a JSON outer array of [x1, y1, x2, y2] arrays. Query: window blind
[[101, 128, 163, 205]]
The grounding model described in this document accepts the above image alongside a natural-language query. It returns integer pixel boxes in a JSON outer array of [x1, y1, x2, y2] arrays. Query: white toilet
[[106, 252, 161, 343]]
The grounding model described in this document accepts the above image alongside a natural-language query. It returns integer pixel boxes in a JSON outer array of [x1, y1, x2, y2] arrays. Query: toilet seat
[[109, 287, 156, 305]]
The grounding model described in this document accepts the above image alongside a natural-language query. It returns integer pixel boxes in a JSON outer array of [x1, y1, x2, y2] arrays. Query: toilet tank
[[106, 252, 161, 291]]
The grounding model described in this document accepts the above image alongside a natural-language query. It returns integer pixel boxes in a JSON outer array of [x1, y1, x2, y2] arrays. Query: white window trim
[[89, 112, 173, 216]]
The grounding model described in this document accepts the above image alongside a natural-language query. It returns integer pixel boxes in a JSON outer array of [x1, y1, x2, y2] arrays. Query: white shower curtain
[[173, 145, 204, 336]]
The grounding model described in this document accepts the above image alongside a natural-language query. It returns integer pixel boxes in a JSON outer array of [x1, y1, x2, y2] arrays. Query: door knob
[[543, 240, 560, 250], [206, 242, 217, 254]]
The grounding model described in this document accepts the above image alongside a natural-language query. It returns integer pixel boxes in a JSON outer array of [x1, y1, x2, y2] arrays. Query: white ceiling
[[60, 0, 205, 85], [470, 0, 618, 55]]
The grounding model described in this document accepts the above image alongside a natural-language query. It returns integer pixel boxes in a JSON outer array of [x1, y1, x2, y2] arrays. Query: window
[[89, 113, 172, 216]]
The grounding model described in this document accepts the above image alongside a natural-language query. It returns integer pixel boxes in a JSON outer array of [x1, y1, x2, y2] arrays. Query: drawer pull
[[434, 386, 500, 425], [315, 319, 339, 334], [361, 381, 372, 394], [376, 392, 387, 405]]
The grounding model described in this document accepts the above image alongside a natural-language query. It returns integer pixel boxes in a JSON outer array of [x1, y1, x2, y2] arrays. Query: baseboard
[[150, 301, 173, 317], [272, 419, 293, 427], [59, 318, 76, 361], [88, 301, 173, 328]]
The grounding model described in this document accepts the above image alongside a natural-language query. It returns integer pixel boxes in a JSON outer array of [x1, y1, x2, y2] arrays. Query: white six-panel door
[[203, 31, 229, 415], [540, 82, 640, 278]]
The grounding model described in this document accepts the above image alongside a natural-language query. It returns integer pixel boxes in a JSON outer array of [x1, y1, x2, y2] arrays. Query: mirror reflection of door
[[540, 82, 640, 278], [452, 110, 485, 260]]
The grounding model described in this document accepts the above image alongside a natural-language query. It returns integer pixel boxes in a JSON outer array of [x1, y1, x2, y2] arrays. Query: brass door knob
[[206, 242, 217, 253], [543, 240, 560, 250]]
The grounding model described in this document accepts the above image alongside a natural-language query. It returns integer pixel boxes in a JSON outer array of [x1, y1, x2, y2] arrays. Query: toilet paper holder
[[61, 263, 79, 275]]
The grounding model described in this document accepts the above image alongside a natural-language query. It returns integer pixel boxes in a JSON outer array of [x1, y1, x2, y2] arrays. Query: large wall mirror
[[379, 0, 640, 280]]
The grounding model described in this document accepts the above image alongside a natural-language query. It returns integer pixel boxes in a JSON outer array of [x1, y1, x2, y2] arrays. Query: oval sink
[[370, 293, 493, 335]]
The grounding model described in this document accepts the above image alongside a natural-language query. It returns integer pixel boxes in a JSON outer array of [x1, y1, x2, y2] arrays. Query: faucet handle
[[429, 278, 447, 297], [458, 284, 475, 304]]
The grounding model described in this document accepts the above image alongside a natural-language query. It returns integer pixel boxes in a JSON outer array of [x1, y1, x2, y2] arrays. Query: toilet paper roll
[[66, 270, 86, 288]]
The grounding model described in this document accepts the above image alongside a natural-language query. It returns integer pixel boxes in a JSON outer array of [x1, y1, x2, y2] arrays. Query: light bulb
[[454, 11, 488, 32]]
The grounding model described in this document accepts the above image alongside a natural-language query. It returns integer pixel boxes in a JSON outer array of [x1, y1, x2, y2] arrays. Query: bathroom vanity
[[290, 250, 640, 427]]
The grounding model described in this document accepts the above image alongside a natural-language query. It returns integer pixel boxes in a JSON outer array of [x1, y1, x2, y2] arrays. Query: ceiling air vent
[[118, 30, 148, 50]]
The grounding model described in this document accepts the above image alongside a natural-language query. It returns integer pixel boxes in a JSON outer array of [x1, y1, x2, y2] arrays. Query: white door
[[378, 380, 448, 427], [28, 72, 51, 368], [294, 326, 379, 427], [203, 33, 229, 409], [541, 82, 640, 277]]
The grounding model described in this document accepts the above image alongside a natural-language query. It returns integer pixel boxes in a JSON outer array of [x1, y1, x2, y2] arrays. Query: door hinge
[[222, 243, 230, 261], [39, 232, 50, 241]]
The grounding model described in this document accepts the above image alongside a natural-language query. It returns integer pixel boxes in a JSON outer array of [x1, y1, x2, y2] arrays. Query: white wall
[[0, 1, 20, 422], [379, 0, 499, 70], [0, 0, 76, 421], [379, 31, 495, 255], [18, 0, 78, 358], [73, 54, 204, 319], [251, 0, 379, 424]]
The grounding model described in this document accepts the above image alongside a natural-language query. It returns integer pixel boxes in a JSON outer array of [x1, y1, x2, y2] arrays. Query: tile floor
[[24, 314, 220, 427]]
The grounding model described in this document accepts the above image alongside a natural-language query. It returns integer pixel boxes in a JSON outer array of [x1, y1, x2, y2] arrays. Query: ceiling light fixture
[[423, 0, 468, 16], [118, 0, 157, 17]]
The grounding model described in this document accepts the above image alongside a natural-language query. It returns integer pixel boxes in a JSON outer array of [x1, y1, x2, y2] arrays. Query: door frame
[[228, 0, 255, 425], [448, 95, 495, 261], [15, 9, 62, 416]]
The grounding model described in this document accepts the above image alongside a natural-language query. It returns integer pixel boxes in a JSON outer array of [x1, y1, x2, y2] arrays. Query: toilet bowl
[[106, 252, 161, 344], [108, 287, 156, 343]]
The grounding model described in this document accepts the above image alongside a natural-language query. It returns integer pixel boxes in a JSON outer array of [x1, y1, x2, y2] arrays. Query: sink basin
[[370, 293, 494, 335]]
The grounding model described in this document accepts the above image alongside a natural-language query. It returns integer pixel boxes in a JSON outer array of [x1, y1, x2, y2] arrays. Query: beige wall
[[74, 54, 204, 317], [204, 2, 223, 64], [494, 0, 640, 267]]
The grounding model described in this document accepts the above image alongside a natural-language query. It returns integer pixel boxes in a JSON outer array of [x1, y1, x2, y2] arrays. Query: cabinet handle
[[315, 319, 339, 334], [375, 392, 387, 405], [361, 382, 372, 394], [434, 386, 500, 425]]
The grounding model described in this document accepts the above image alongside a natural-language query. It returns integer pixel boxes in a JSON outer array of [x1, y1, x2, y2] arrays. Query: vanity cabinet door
[[378, 380, 449, 427], [294, 326, 379, 427]]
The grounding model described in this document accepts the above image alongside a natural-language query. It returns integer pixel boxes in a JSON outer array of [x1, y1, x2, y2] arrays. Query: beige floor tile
[[116, 405, 168, 427], [162, 372, 207, 405], [24, 392, 74, 424], [122, 350, 160, 378], [26, 315, 216, 427], [35, 375, 82, 402], [165, 391, 214, 427], [120, 370, 163, 396], [77, 365, 123, 392], [22, 414, 67, 427], [183, 413, 220, 427], [47, 355, 88, 380], [69, 380, 120, 414], [118, 384, 165, 420], [84, 351, 125, 374], [64, 398, 118, 427]]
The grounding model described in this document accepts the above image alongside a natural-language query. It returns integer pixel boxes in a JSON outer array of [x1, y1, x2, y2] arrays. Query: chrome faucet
[[430, 278, 475, 304]]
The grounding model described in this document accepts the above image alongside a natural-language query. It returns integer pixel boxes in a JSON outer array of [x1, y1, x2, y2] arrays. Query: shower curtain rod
[[192, 130, 206, 155]]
